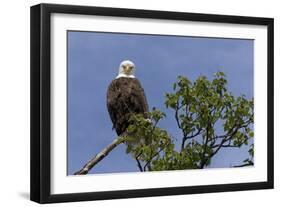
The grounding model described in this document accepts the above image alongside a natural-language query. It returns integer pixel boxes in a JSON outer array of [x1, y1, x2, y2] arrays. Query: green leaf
[[173, 82, 177, 90], [249, 131, 254, 138]]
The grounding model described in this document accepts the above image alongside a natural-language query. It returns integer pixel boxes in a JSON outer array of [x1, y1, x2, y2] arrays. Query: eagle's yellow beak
[[123, 65, 132, 75]]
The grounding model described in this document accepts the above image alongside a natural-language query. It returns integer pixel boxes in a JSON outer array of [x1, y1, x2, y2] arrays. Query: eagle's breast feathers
[[106, 77, 149, 135]]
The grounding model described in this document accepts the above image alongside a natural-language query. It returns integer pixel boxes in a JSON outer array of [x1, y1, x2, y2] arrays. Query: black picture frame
[[30, 3, 274, 204]]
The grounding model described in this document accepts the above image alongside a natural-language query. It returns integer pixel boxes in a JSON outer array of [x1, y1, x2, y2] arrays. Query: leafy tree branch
[[128, 72, 254, 171]]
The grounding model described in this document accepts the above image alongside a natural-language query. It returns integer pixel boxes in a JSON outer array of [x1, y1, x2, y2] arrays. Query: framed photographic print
[[30, 3, 274, 203]]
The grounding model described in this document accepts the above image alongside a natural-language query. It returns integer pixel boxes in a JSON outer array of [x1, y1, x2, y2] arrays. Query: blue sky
[[67, 31, 253, 175]]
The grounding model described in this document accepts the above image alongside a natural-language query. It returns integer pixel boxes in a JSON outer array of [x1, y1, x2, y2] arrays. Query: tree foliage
[[124, 72, 254, 171]]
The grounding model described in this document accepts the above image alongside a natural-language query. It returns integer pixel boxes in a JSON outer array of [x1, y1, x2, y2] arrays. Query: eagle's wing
[[130, 78, 149, 116], [106, 79, 118, 129]]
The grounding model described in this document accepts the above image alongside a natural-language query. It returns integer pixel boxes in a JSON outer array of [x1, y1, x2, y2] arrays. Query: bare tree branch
[[74, 135, 125, 175], [136, 157, 143, 172], [233, 162, 254, 167], [175, 99, 183, 130], [200, 123, 210, 168], [181, 128, 203, 151], [135, 151, 144, 172]]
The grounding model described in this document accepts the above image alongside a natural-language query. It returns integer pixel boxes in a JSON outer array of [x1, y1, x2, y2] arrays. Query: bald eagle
[[107, 60, 149, 136]]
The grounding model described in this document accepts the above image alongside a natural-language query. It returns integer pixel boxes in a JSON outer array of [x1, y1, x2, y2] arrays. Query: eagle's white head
[[116, 60, 136, 79]]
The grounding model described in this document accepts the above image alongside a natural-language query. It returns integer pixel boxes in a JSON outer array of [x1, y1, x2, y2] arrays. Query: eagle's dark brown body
[[107, 77, 149, 135]]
